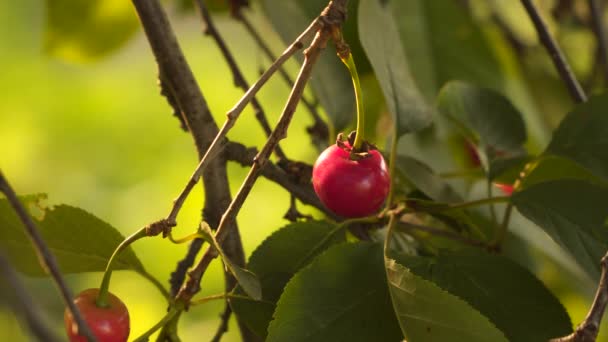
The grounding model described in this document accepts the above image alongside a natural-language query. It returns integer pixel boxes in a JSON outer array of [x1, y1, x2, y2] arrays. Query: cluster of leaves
[[8, 0, 608, 341]]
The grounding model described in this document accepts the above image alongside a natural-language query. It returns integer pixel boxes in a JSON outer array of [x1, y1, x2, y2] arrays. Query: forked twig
[[176, 0, 349, 304], [551, 252, 608, 342]]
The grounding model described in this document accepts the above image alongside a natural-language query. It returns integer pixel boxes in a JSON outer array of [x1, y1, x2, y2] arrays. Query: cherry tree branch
[[235, 9, 329, 144], [520, 0, 587, 103], [130, 1, 253, 339], [0, 171, 98, 342], [176, 0, 349, 305], [550, 252, 608, 342], [588, 0, 608, 84], [0, 251, 62, 342], [194, 0, 287, 160]]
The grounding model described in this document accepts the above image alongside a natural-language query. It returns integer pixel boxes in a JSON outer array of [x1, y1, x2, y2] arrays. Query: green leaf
[[437, 81, 527, 157], [266, 242, 402, 342], [393, 250, 572, 341], [260, 0, 355, 132], [385, 258, 508, 342], [395, 155, 462, 203], [546, 93, 608, 183], [392, 0, 505, 100], [0, 197, 143, 276], [358, 0, 433, 137], [230, 220, 346, 338], [44, 0, 139, 62], [512, 180, 608, 280], [520, 155, 604, 189], [200, 223, 261, 301]]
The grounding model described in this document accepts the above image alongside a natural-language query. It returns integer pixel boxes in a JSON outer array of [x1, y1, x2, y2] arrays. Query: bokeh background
[[1, 0, 607, 341]]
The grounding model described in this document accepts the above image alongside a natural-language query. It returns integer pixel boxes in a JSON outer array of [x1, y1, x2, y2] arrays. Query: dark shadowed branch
[[194, 0, 287, 160], [0, 171, 97, 342], [520, 0, 587, 103], [587, 0, 608, 85], [176, 0, 350, 306], [550, 252, 608, 342], [0, 251, 62, 342]]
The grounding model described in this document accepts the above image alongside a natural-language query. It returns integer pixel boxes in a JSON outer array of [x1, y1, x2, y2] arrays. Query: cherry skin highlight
[[312, 143, 390, 218], [64, 288, 130, 342]]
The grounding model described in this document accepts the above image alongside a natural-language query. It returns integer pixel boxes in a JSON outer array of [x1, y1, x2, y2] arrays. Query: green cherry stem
[[96, 227, 147, 308], [340, 52, 366, 150]]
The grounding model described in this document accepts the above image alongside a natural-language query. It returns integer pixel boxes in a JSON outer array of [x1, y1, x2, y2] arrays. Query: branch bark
[[0, 171, 97, 342], [0, 250, 62, 342], [176, 0, 349, 305], [520, 0, 587, 103], [550, 252, 608, 342], [130, 1, 252, 339], [588, 0, 608, 85], [194, 0, 287, 160]]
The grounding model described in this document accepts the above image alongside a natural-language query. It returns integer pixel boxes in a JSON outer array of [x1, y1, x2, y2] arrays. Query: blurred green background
[[0, 1, 324, 340], [1, 0, 607, 341]]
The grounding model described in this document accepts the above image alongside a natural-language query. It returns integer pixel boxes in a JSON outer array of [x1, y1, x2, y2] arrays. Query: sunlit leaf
[[266, 243, 402, 342], [200, 223, 261, 300], [230, 220, 345, 338], [512, 180, 608, 280], [386, 258, 507, 342], [0, 196, 143, 276], [358, 0, 433, 137], [546, 93, 608, 183], [393, 250, 572, 341]]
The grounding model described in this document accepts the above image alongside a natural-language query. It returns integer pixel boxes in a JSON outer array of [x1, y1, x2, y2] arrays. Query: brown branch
[[130, 1, 252, 339], [0, 171, 98, 342], [0, 250, 62, 342], [176, 0, 349, 305], [588, 0, 608, 85], [550, 252, 608, 342], [161, 17, 319, 230], [224, 140, 337, 220], [520, 0, 587, 103], [235, 10, 329, 146], [194, 0, 287, 160]]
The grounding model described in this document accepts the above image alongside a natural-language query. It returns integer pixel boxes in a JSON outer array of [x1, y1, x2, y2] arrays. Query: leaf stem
[[132, 306, 182, 342], [97, 227, 147, 308], [409, 196, 510, 213], [136, 269, 171, 302], [340, 52, 366, 149]]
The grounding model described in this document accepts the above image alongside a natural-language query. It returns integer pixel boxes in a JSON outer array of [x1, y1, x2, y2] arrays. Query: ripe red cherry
[[312, 143, 390, 218], [64, 288, 130, 342]]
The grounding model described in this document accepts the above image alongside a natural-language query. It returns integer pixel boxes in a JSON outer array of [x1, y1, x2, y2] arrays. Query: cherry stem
[[339, 52, 366, 150], [386, 133, 398, 209], [96, 227, 147, 308], [168, 228, 206, 244], [491, 202, 514, 248]]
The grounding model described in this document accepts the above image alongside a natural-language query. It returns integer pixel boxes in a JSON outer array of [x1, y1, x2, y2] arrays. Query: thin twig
[[131, 1, 252, 339], [588, 0, 608, 85], [550, 252, 608, 342], [176, 0, 349, 305], [235, 9, 329, 143], [163, 17, 320, 228], [0, 172, 98, 342], [520, 0, 587, 103], [194, 0, 287, 160], [0, 251, 62, 342], [210, 305, 233, 342], [224, 141, 338, 220]]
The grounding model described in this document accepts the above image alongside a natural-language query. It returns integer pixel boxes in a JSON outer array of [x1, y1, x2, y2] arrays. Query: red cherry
[[312, 143, 390, 218], [64, 289, 130, 342], [494, 183, 514, 196]]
